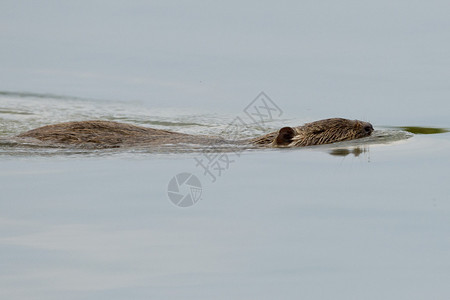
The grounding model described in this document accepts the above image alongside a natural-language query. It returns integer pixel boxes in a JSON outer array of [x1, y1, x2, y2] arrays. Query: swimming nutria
[[17, 118, 374, 149]]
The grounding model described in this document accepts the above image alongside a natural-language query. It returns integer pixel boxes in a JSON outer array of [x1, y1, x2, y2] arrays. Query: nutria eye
[[364, 125, 373, 133]]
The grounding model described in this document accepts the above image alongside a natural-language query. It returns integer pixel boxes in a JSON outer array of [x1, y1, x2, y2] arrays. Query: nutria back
[[17, 118, 374, 149], [17, 120, 222, 148]]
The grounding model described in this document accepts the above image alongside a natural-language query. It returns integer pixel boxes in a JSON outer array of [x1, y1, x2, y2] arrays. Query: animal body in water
[[17, 118, 374, 149]]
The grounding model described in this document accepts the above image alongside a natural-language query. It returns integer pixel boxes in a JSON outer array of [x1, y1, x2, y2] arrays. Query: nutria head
[[273, 118, 374, 147]]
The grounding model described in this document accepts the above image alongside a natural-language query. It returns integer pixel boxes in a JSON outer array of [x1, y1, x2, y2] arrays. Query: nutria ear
[[275, 127, 295, 146]]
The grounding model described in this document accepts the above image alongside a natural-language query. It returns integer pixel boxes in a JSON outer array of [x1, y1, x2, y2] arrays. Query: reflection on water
[[329, 147, 368, 157]]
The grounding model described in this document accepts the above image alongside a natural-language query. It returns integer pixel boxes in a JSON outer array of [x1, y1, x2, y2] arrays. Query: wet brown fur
[[17, 118, 374, 149], [251, 118, 374, 147]]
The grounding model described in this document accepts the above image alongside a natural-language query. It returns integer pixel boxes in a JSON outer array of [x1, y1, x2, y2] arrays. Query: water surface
[[1, 1, 450, 299], [1, 92, 449, 300]]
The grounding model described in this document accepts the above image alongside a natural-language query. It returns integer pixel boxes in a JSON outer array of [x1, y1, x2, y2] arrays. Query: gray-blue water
[[1, 1, 450, 299]]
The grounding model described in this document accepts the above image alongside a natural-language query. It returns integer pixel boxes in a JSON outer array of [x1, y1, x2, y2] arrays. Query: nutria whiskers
[[17, 118, 374, 149]]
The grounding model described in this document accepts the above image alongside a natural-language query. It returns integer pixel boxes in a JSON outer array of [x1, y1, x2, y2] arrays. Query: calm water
[[1, 1, 450, 299]]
